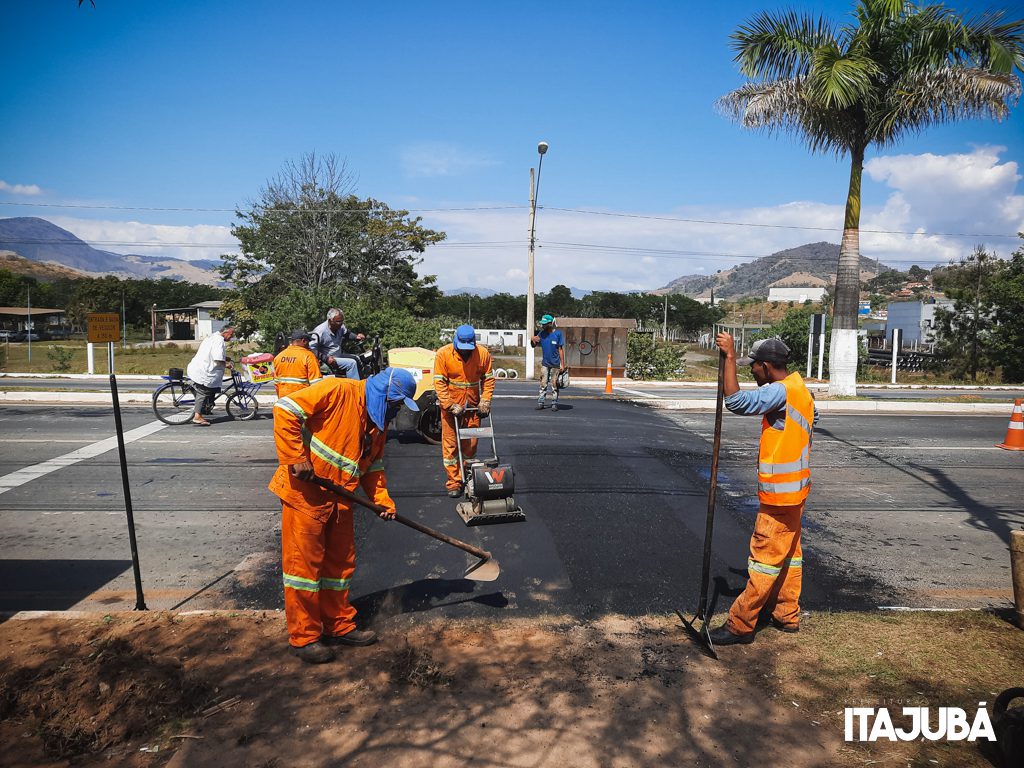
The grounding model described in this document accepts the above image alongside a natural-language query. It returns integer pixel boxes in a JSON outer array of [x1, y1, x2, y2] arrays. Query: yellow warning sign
[[87, 313, 121, 343]]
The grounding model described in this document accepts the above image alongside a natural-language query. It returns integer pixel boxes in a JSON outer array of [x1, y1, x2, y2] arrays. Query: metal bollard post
[[1011, 529, 1024, 630]]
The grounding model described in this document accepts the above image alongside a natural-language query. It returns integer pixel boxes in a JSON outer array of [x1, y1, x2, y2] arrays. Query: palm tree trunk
[[828, 143, 865, 396]]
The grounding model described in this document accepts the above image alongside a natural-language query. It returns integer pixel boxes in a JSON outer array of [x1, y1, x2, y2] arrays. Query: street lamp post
[[525, 140, 548, 381]]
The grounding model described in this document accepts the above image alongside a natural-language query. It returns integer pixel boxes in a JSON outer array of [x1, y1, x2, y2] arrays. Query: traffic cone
[[996, 399, 1024, 451], [604, 354, 613, 394]]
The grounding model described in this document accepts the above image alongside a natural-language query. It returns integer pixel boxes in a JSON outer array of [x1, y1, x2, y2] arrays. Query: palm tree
[[719, 0, 1024, 395]]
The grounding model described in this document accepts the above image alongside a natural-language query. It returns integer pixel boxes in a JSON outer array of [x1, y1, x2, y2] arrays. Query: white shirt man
[[186, 327, 235, 426]]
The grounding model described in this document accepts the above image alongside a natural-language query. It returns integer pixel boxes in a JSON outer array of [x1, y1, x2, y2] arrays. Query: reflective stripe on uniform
[[275, 397, 307, 421], [758, 477, 812, 494], [759, 450, 811, 475], [786, 557, 803, 568], [448, 380, 480, 388], [748, 559, 781, 576], [321, 576, 352, 591], [483, 371, 494, 379], [787, 405, 812, 437], [276, 376, 311, 385], [283, 573, 320, 592], [443, 458, 459, 466], [433, 375, 448, 382], [309, 436, 362, 477], [367, 460, 385, 473]]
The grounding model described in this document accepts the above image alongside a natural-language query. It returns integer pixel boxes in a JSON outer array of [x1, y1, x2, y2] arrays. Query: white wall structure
[[767, 286, 827, 303], [193, 301, 225, 340], [885, 299, 954, 347]]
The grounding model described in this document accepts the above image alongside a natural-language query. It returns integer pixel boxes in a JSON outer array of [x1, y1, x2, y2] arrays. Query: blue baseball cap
[[454, 324, 477, 351]]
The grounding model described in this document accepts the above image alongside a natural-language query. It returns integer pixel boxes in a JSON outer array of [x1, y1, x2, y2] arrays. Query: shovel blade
[[463, 556, 500, 582]]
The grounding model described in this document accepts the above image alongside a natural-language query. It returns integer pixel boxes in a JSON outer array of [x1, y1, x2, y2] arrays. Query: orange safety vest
[[433, 343, 495, 408], [272, 345, 323, 398], [269, 378, 394, 521], [757, 372, 814, 505]]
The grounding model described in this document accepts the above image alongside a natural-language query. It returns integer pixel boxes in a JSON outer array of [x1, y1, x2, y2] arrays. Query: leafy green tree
[[221, 153, 446, 344], [720, 1, 1024, 395], [933, 246, 1003, 381], [626, 331, 683, 380], [988, 236, 1024, 382], [754, 305, 832, 375]]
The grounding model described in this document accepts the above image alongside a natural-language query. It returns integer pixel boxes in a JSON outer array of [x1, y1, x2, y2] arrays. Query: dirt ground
[[0, 611, 840, 768]]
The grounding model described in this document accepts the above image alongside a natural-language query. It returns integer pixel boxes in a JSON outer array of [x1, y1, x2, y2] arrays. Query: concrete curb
[[0, 391, 280, 405], [639, 398, 1012, 415]]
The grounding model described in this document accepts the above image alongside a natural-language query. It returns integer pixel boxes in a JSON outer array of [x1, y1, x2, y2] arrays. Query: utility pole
[[26, 286, 32, 363], [663, 295, 668, 341]]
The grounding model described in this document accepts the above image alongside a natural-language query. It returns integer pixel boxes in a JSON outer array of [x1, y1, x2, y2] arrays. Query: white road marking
[[615, 387, 659, 399], [0, 420, 167, 495], [819, 444, 1002, 451]]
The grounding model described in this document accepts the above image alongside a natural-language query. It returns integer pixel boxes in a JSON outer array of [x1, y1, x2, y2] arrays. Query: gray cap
[[738, 337, 790, 366], [290, 329, 311, 341]]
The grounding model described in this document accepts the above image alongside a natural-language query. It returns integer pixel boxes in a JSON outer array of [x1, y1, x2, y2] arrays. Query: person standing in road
[[709, 332, 816, 646], [270, 367, 420, 664], [531, 314, 566, 411], [185, 326, 235, 427], [311, 308, 365, 380], [433, 324, 495, 498], [273, 329, 323, 398]]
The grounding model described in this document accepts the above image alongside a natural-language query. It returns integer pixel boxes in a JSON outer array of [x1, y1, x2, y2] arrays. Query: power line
[[0, 198, 1018, 239]]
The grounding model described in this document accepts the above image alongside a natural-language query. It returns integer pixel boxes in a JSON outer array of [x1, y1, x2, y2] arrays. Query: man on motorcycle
[[311, 308, 365, 379]]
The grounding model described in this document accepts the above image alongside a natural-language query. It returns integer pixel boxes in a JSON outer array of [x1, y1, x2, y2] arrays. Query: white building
[[767, 286, 827, 303], [884, 298, 954, 347]]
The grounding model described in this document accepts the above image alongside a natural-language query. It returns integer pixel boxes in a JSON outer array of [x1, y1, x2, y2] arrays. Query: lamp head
[[537, 141, 549, 155]]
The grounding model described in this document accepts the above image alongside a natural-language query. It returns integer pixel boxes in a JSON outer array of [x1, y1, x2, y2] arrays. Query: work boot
[[708, 625, 755, 646], [291, 641, 335, 664], [447, 487, 463, 499], [551, 403, 559, 411], [322, 629, 378, 647], [535, 403, 545, 410], [770, 618, 800, 633]]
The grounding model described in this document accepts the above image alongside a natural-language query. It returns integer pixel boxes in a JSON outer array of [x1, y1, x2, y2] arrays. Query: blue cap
[[454, 324, 477, 351], [387, 367, 420, 411]]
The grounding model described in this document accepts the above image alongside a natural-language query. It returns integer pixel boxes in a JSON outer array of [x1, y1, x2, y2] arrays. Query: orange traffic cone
[[996, 399, 1024, 451], [604, 354, 614, 394]]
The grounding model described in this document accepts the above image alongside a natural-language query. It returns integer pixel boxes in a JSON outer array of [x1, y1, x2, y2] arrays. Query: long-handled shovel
[[312, 475, 500, 582], [677, 349, 726, 659]]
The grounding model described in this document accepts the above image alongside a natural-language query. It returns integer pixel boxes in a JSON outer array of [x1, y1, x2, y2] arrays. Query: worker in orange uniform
[[270, 367, 420, 664], [710, 332, 817, 646], [433, 324, 495, 498], [272, 329, 323, 398]]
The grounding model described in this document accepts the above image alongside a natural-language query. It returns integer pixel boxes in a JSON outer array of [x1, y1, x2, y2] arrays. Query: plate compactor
[[452, 406, 526, 526]]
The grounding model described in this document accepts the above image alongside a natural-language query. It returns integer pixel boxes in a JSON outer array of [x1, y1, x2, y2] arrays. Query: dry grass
[[745, 609, 1024, 767]]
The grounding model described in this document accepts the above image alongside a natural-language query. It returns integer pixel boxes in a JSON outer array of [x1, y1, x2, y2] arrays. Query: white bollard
[[87, 343, 95, 374]]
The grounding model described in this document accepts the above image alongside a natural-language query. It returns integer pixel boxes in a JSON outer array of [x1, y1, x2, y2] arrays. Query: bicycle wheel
[[152, 381, 197, 425], [226, 392, 259, 421]]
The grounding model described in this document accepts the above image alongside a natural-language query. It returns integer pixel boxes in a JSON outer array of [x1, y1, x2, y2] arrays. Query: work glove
[[449, 403, 465, 417], [478, 400, 491, 416]]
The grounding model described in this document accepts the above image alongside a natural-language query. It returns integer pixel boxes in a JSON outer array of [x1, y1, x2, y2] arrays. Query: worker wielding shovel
[[678, 349, 727, 660]]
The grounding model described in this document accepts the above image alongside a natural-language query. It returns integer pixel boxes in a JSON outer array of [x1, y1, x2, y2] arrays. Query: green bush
[[626, 331, 683, 380], [46, 345, 75, 373]]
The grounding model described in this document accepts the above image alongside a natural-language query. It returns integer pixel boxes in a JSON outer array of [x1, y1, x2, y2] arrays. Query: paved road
[[0, 388, 1019, 627]]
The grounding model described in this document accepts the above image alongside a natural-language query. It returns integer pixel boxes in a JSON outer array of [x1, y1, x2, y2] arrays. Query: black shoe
[[708, 625, 755, 646], [447, 487, 463, 498], [322, 629, 378, 647], [551, 403, 559, 411], [770, 618, 800, 633], [291, 641, 335, 664]]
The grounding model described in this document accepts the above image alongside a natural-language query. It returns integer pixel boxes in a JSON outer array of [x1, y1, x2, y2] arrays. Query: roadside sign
[[87, 313, 121, 343]]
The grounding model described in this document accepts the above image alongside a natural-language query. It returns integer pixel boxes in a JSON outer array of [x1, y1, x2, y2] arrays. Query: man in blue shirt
[[531, 313, 566, 411]]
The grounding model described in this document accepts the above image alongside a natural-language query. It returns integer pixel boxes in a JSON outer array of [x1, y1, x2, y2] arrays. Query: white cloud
[[417, 147, 1022, 292], [399, 142, 500, 178], [49, 217, 238, 262], [0, 180, 43, 196]]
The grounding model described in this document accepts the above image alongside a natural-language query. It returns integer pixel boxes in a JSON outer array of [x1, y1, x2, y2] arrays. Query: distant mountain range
[[445, 286, 592, 299], [0, 217, 224, 285], [657, 241, 890, 299]]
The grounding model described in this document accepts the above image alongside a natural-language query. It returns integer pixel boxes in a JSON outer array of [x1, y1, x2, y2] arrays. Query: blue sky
[[2, 0, 1023, 292]]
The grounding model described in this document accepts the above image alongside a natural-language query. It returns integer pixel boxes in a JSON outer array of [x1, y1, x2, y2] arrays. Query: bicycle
[[151, 368, 263, 425]]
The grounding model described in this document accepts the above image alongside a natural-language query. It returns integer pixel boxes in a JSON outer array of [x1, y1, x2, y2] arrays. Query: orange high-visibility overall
[[269, 378, 395, 648], [433, 343, 495, 491], [728, 372, 814, 635], [272, 345, 323, 399]]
